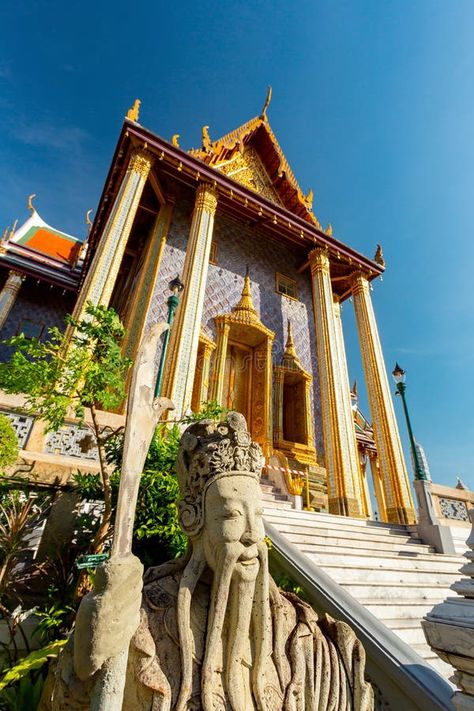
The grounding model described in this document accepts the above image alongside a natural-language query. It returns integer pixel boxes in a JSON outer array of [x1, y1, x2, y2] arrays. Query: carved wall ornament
[[439, 497, 469, 521], [216, 146, 284, 206]]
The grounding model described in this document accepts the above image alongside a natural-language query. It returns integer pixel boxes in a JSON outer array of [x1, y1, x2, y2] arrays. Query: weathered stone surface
[[423, 508, 474, 710], [48, 413, 373, 710]]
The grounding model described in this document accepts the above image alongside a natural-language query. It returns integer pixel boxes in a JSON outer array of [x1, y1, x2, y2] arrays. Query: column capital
[[7, 269, 25, 282], [195, 183, 218, 216], [351, 271, 371, 296], [128, 149, 154, 178], [308, 246, 330, 274]]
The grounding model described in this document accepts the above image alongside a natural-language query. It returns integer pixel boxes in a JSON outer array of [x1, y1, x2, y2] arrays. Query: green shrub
[[0, 417, 18, 471]]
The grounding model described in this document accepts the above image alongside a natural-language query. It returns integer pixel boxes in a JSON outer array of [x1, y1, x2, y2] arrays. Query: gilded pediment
[[214, 146, 283, 206]]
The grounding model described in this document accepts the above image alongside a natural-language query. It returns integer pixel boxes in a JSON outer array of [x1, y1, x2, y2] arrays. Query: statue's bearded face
[[201, 476, 265, 582]]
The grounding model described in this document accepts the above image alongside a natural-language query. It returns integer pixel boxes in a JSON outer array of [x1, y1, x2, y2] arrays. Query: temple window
[[209, 241, 218, 265], [282, 376, 307, 444], [275, 272, 298, 300], [273, 322, 316, 465]]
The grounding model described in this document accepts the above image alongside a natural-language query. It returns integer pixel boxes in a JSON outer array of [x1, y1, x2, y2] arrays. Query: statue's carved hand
[[74, 554, 143, 681]]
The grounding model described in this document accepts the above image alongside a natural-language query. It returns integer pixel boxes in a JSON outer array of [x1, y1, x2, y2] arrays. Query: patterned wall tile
[[0, 277, 75, 361], [145, 201, 325, 456]]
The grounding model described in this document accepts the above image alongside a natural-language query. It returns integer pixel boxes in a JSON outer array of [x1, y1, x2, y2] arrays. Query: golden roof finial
[[27, 193, 36, 213], [202, 125, 211, 151], [304, 188, 314, 209], [9, 219, 18, 239], [171, 134, 180, 147], [86, 209, 93, 232], [233, 267, 257, 318], [325, 223, 333, 236], [261, 85, 272, 119], [374, 243, 386, 268], [126, 99, 141, 122], [351, 379, 358, 397]]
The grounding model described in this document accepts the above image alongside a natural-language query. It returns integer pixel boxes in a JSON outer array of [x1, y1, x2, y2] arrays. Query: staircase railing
[[265, 521, 454, 711]]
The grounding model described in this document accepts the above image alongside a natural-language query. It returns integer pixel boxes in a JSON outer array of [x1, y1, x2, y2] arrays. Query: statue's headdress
[[177, 412, 263, 537]]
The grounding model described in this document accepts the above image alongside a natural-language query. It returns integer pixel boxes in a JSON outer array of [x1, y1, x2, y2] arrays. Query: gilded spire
[[281, 320, 301, 368], [126, 99, 141, 122], [233, 267, 257, 319]]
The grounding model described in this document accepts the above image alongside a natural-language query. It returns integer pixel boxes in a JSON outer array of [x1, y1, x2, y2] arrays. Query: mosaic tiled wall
[[145, 200, 325, 457], [0, 276, 75, 361]]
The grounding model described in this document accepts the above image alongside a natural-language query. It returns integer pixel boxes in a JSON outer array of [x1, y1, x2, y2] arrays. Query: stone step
[[359, 598, 443, 620], [273, 532, 435, 554], [262, 492, 288, 502], [387, 622, 430, 646], [264, 515, 425, 545], [317, 562, 461, 585], [340, 581, 449, 601], [264, 508, 410, 532], [304, 550, 463, 571]]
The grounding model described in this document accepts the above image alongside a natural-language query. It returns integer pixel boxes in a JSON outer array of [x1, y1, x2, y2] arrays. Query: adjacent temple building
[[0, 95, 416, 524]]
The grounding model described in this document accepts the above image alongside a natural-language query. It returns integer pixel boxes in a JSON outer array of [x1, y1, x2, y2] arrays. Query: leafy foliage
[[0, 494, 48, 612], [0, 302, 131, 432], [73, 401, 228, 567], [0, 638, 67, 691], [0, 417, 18, 472], [274, 573, 309, 602]]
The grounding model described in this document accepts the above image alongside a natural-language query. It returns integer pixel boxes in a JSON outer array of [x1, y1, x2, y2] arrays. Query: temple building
[[0, 96, 416, 525]]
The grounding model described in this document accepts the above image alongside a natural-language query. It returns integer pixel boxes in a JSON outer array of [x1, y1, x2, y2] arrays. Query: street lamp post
[[154, 275, 184, 397], [392, 363, 426, 481]]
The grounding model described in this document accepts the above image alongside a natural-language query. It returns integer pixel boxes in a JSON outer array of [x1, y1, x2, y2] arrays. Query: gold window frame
[[275, 272, 298, 301]]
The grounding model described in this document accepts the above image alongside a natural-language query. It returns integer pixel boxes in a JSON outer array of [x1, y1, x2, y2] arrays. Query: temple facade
[[0, 99, 416, 525]]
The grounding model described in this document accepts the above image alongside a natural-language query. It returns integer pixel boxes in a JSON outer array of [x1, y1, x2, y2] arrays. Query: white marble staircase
[[263, 502, 466, 680]]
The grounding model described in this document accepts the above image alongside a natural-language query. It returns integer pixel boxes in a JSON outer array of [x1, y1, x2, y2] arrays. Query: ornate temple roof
[[190, 110, 320, 227], [0, 198, 85, 290]]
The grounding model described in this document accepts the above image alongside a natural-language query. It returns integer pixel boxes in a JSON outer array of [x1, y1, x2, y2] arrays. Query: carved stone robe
[[45, 560, 373, 711]]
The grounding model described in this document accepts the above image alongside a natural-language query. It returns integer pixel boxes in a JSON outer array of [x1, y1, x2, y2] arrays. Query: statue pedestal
[[422, 509, 474, 709]]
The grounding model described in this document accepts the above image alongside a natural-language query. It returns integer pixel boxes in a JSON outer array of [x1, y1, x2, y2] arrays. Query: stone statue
[[46, 413, 373, 711]]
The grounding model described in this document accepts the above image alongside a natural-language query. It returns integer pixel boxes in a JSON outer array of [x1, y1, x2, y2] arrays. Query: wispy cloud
[[12, 120, 89, 156]]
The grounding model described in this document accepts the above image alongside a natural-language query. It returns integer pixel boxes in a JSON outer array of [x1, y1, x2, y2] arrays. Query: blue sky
[[1, 1, 473, 490]]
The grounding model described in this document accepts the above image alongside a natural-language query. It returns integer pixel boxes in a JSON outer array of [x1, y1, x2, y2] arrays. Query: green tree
[[0, 303, 131, 554], [74, 401, 227, 567]]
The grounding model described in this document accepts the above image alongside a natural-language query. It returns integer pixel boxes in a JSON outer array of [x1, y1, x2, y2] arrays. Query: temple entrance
[[210, 272, 274, 456], [223, 342, 252, 423]]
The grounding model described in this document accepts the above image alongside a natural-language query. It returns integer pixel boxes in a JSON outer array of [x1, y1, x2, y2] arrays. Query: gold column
[[0, 271, 24, 331], [74, 149, 153, 319], [121, 202, 174, 360], [332, 297, 365, 515], [163, 184, 218, 417], [369, 452, 388, 522], [309, 247, 362, 517], [352, 273, 415, 524], [210, 322, 230, 405]]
